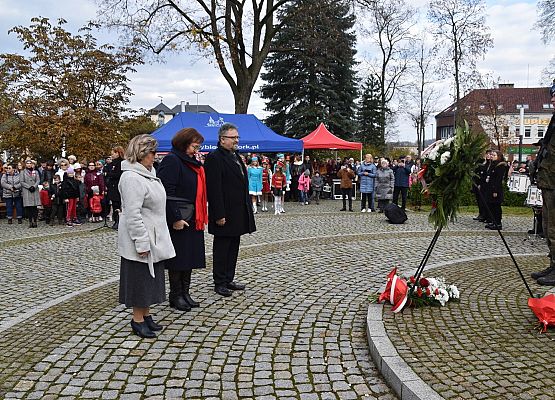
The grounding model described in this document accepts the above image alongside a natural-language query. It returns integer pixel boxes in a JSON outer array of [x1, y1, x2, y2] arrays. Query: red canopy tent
[[301, 123, 363, 160]]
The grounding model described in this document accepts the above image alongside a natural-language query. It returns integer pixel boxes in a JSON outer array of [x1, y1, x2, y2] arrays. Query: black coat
[[484, 161, 507, 204], [158, 149, 206, 271], [105, 157, 122, 203], [204, 145, 256, 237], [60, 176, 80, 199]]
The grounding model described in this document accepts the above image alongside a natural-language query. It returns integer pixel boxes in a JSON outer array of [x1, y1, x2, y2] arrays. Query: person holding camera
[[20, 159, 41, 228], [337, 163, 355, 211]]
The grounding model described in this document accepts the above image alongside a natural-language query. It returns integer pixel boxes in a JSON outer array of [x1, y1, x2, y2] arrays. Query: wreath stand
[[409, 185, 534, 299]]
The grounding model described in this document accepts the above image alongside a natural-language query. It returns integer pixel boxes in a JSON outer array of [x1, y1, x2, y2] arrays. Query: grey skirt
[[119, 257, 166, 308]]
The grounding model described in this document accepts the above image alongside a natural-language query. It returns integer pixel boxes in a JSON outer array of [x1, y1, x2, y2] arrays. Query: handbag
[[166, 196, 195, 223]]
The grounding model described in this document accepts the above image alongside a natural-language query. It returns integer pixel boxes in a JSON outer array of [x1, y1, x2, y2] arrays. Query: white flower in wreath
[[428, 147, 439, 161], [440, 151, 451, 165], [436, 288, 450, 306], [448, 285, 460, 299], [443, 137, 455, 147], [426, 278, 438, 289]]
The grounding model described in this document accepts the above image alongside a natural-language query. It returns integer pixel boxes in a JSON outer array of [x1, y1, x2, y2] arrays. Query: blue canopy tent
[[152, 112, 303, 153]]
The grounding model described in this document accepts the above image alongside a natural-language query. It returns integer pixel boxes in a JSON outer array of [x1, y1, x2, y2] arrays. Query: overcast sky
[[0, 0, 551, 142]]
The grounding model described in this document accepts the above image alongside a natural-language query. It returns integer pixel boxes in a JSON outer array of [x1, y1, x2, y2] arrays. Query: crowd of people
[[1, 150, 124, 228]]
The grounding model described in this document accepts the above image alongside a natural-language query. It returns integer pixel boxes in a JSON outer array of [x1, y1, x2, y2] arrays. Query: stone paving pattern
[[383, 255, 555, 400], [0, 200, 547, 398]]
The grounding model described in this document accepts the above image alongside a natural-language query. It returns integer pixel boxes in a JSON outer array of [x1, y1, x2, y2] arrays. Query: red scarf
[[188, 163, 208, 231]]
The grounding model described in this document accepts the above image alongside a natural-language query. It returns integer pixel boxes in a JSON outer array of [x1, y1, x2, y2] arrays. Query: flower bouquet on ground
[[419, 122, 488, 229], [371, 267, 460, 313]]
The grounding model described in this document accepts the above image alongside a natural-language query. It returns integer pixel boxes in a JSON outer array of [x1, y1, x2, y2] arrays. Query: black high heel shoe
[[143, 315, 163, 331], [183, 293, 200, 308], [131, 319, 156, 338]]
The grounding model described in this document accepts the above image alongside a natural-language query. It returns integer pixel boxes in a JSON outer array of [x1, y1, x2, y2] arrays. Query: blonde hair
[[124, 134, 158, 163]]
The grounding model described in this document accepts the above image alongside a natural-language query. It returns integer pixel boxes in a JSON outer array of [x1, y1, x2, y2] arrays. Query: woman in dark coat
[[483, 150, 507, 230], [157, 128, 207, 311], [106, 146, 124, 230]]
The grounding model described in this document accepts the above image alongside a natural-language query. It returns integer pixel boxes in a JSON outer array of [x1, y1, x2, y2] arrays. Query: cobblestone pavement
[[0, 200, 545, 399]]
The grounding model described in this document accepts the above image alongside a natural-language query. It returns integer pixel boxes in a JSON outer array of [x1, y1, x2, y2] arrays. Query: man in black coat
[[204, 123, 256, 297]]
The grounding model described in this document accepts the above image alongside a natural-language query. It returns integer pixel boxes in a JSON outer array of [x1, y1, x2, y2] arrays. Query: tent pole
[[360, 148, 362, 162]]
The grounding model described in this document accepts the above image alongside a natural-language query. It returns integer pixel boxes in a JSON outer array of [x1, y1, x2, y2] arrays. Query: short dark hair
[[218, 123, 238, 138], [171, 128, 205, 152]]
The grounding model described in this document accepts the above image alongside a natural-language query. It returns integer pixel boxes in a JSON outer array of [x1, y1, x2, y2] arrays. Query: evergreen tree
[[260, 0, 358, 139], [356, 75, 385, 150]]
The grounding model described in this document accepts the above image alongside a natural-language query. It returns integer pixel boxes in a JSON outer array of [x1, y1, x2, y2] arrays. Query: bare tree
[[405, 35, 441, 156], [357, 0, 416, 145], [536, 0, 555, 44], [428, 0, 493, 104], [96, 0, 290, 113]]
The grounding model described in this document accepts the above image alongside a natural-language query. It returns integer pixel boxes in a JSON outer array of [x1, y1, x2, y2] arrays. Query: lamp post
[[61, 133, 66, 158], [192, 90, 205, 113], [518, 134, 523, 163]]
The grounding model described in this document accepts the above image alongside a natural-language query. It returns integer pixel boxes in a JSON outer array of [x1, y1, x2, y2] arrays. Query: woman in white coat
[[118, 134, 176, 338]]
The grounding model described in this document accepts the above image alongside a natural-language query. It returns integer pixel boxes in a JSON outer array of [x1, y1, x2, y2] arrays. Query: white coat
[[117, 160, 175, 277]]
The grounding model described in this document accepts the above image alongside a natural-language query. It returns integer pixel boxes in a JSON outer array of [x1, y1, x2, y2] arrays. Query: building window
[[502, 126, 509, 137], [440, 126, 454, 139], [157, 111, 165, 127], [497, 104, 503, 110], [524, 126, 531, 137], [538, 126, 545, 137], [543, 104, 554, 109], [515, 127, 520, 136]]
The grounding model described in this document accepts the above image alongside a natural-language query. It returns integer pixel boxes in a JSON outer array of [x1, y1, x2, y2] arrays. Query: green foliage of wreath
[[421, 122, 489, 229]]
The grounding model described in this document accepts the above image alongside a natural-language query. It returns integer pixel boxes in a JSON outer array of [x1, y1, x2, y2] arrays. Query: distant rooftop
[[149, 101, 217, 115]]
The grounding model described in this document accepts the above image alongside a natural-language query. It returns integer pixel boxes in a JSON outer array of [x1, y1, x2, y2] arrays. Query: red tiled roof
[[436, 87, 552, 118]]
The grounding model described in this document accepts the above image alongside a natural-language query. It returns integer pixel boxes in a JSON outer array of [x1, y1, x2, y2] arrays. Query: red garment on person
[[262, 169, 272, 193], [89, 194, 103, 214], [272, 174, 286, 190], [40, 189, 52, 207]]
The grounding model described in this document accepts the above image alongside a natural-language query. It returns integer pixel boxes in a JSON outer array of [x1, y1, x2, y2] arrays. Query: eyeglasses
[[60, 163, 67, 166], [222, 136, 240, 141]]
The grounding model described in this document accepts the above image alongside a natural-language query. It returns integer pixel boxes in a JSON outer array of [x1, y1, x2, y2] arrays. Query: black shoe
[[339, 208, 346, 211], [215, 285, 233, 297], [485, 223, 501, 230], [17, 218, 22, 224], [348, 209, 354, 212], [143, 315, 163, 331], [531, 266, 555, 280], [130, 320, 156, 338], [183, 292, 200, 308], [111, 221, 118, 230], [528, 229, 544, 235], [226, 281, 246, 291], [169, 295, 191, 311], [537, 271, 555, 286], [473, 215, 485, 221]]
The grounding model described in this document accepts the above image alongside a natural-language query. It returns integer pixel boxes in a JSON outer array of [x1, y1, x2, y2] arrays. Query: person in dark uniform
[[158, 128, 208, 310], [204, 123, 256, 297], [105, 146, 124, 230], [531, 81, 555, 285], [483, 150, 507, 230], [472, 149, 492, 222]]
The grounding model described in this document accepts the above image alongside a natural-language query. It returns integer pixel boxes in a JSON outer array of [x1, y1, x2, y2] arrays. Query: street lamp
[[192, 90, 205, 113]]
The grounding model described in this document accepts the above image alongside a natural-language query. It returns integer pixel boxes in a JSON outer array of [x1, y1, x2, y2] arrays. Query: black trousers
[[393, 186, 408, 210], [25, 206, 38, 221], [474, 190, 486, 217], [213, 236, 241, 286], [488, 202, 502, 225], [341, 188, 352, 210]]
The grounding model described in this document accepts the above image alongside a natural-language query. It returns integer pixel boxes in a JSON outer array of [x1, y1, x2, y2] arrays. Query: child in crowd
[[298, 169, 311, 205], [49, 175, 64, 225], [272, 166, 287, 215], [247, 156, 263, 214], [89, 185, 103, 222], [61, 167, 81, 226], [261, 160, 273, 212], [311, 171, 324, 205], [39, 181, 52, 225]]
